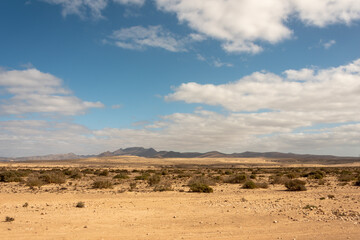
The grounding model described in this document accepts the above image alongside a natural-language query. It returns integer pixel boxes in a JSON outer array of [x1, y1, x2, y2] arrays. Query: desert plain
[[0, 156, 360, 240]]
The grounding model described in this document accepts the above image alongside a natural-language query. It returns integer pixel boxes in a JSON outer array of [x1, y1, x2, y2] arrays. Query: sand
[[0, 158, 359, 239]]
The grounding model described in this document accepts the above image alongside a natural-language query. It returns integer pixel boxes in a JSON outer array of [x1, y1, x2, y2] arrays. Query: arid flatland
[[0, 157, 360, 239]]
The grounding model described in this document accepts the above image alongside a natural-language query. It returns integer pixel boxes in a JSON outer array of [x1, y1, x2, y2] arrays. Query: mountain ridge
[[1, 147, 360, 162]]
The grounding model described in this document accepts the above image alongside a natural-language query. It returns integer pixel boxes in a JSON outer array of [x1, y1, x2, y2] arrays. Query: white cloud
[[291, 0, 360, 27], [108, 25, 200, 52], [0, 68, 104, 116], [155, 0, 360, 53], [322, 39, 336, 49], [166, 59, 360, 120], [41, 0, 145, 19]]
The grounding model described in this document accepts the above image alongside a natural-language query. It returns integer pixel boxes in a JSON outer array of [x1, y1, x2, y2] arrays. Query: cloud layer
[[0, 68, 104, 116], [155, 0, 360, 53], [41, 0, 360, 53], [2, 61, 360, 157]]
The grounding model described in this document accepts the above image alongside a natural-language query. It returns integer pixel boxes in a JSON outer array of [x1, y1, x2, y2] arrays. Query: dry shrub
[[76, 201, 85, 208], [148, 174, 161, 186], [153, 181, 172, 192], [224, 174, 247, 184], [40, 172, 66, 184], [256, 182, 269, 189], [135, 172, 151, 181], [113, 173, 129, 179], [285, 179, 307, 191], [5, 216, 14, 222], [188, 176, 216, 186], [26, 174, 44, 188], [92, 180, 113, 189], [189, 183, 213, 193], [270, 175, 289, 185]]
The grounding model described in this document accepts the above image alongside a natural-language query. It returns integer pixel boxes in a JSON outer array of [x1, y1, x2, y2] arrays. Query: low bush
[[135, 172, 151, 181], [113, 173, 129, 179], [224, 174, 247, 184], [153, 181, 172, 192], [338, 171, 355, 182], [148, 174, 161, 186], [92, 180, 113, 189], [285, 179, 306, 191], [0, 170, 23, 183], [256, 182, 269, 189], [76, 201, 85, 208], [270, 175, 289, 185], [242, 180, 257, 189], [354, 178, 360, 186], [189, 183, 213, 193], [5, 216, 14, 222], [40, 172, 66, 184], [188, 176, 216, 186], [26, 174, 44, 188]]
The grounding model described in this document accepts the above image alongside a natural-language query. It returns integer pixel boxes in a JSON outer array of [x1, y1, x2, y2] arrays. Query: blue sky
[[1, 0, 360, 157]]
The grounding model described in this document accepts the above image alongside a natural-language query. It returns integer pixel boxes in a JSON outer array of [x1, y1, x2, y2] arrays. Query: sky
[[1, 0, 360, 157]]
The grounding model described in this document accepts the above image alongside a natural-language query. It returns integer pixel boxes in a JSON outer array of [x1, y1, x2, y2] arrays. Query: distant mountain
[[1, 147, 360, 163]]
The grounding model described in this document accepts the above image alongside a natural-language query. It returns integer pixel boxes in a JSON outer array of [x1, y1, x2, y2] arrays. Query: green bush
[[285, 179, 306, 191], [189, 183, 213, 193], [242, 180, 257, 189], [0, 170, 23, 183]]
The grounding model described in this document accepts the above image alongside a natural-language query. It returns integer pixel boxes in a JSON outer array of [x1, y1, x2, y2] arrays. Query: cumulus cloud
[[155, 0, 360, 53], [0, 68, 104, 116], [41, 0, 145, 19], [108, 25, 202, 52], [166, 59, 360, 120]]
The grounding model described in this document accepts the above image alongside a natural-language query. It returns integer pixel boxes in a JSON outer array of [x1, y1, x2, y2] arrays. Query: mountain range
[[1, 147, 360, 163]]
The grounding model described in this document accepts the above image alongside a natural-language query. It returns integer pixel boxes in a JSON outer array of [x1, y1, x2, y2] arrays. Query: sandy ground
[[1, 158, 360, 239], [1, 179, 360, 239]]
